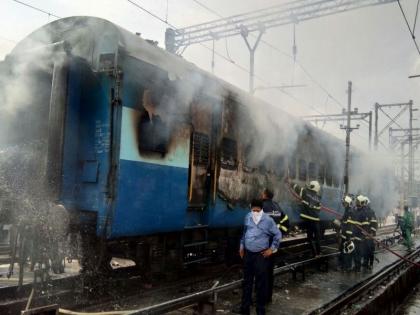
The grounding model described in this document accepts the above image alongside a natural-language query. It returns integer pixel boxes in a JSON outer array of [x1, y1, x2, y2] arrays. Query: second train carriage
[[0, 16, 353, 270]]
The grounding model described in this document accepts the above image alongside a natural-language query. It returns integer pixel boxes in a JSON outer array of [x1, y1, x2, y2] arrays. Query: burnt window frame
[[298, 159, 307, 181], [308, 162, 317, 180], [220, 137, 238, 170]]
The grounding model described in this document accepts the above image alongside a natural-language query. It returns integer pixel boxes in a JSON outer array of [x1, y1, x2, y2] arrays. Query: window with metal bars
[[192, 132, 210, 167]]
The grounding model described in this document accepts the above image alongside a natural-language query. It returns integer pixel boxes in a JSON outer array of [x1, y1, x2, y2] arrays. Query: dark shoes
[[231, 305, 250, 315]]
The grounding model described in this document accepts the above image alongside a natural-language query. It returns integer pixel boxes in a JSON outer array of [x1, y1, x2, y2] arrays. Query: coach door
[[188, 97, 216, 210]]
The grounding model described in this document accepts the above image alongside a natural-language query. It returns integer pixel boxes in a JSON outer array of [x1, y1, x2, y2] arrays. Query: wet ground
[[0, 259, 80, 288], [396, 283, 420, 315], [207, 238, 418, 315]]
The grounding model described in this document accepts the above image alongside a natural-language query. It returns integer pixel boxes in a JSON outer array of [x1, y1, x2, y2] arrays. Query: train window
[[333, 174, 340, 188], [298, 159, 307, 181], [243, 145, 256, 173], [318, 165, 325, 184], [274, 156, 285, 178], [288, 158, 296, 179], [138, 111, 170, 154], [221, 138, 237, 170], [325, 168, 333, 186], [192, 132, 210, 167], [308, 162, 316, 180]]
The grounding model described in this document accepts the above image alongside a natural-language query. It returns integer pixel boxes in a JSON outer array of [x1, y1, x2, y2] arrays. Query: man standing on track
[[233, 199, 282, 315], [261, 188, 289, 304]]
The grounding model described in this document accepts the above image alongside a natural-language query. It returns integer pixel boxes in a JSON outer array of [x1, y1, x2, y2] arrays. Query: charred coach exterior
[[0, 17, 346, 269]]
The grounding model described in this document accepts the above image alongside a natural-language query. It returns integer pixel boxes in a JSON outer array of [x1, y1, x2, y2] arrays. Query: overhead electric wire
[[189, 0, 372, 145], [190, 0, 345, 110], [414, 0, 420, 33], [397, 0, 420, 55], [11, 0, 61, 19]]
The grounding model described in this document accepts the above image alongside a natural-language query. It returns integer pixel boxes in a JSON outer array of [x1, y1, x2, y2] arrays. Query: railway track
[[0, 225, 401, 315], [313, 245, 420, 315]]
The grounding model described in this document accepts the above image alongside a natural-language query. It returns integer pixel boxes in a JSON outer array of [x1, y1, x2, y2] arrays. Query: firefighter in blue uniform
[[363, 197, 377, 270], [337, 195, 353, 270], [261, 188, 289, 304], [348, 195, 369, 272], [291, 180, 322, 257]]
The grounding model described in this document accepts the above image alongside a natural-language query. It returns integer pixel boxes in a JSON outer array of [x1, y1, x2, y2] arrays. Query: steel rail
[[313, 246, 420, 314]]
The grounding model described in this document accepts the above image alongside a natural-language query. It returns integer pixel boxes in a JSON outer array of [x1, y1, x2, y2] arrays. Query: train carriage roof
[[9, 16, 346, 151]]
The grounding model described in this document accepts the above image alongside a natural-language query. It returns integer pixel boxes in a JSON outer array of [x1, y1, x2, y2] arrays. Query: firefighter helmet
[[356, 195, 365, 206], [342, 195, 352, 206], [308, 180, 321, 194], [343, 240, 355, 254]]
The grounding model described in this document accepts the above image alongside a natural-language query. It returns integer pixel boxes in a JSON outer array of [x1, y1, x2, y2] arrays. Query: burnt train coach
[[0, 17, 347, 271]]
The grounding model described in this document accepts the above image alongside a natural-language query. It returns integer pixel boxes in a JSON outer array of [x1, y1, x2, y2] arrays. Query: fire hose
[[284, 179, 420, 268]]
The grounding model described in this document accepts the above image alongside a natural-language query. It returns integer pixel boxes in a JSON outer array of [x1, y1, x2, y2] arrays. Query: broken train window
[[138, 111, 170, 154], [192, 132, 210, 166], [138, 88, 171, 154], [220, 137, 237, 170]]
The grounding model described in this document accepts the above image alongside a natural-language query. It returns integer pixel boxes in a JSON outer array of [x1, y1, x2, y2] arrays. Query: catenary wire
[[11, 0, 61, 19]]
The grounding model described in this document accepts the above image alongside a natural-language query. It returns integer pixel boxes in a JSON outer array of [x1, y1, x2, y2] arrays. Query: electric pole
[[341, 81, 359, 194]]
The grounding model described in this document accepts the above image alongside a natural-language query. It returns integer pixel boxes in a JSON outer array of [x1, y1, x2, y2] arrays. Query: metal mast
[[165, 0, 396, 92]]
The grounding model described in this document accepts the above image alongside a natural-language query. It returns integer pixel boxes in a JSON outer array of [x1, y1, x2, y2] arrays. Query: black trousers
[[305, 220, 321, 256], [364, 239, 375, 267], [241, 250, 269, 315], [267, 255, 275, 303], [353, 240, 365, 270]]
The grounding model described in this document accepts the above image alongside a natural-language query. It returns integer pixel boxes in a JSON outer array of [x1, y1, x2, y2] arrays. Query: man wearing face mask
[[233, 199, 282, 315]]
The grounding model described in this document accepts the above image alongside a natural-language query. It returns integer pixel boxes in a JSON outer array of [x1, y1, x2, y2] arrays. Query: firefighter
[[337, 195, 353, 270], [363, 197, 377, 270], [261, 188, 289, 304], [291, 180, 322, 257], [400, 205, 414, 251], [348, 195, 369, 272]]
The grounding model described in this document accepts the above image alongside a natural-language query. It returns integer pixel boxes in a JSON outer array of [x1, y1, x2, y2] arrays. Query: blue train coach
[[0, 17, 346, 272]]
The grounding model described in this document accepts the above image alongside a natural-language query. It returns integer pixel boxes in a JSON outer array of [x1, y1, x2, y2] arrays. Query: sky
[[0, 0, 419, 152]]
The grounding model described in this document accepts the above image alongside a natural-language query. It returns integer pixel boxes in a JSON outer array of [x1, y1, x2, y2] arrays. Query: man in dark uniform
[[291, 180, 322, 257], [261, 188, 289, 304], [363, 197, 377, 270], [337, 195, 353, 270], [349, 195, 369, 272], [233, 199, 281, 315]]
